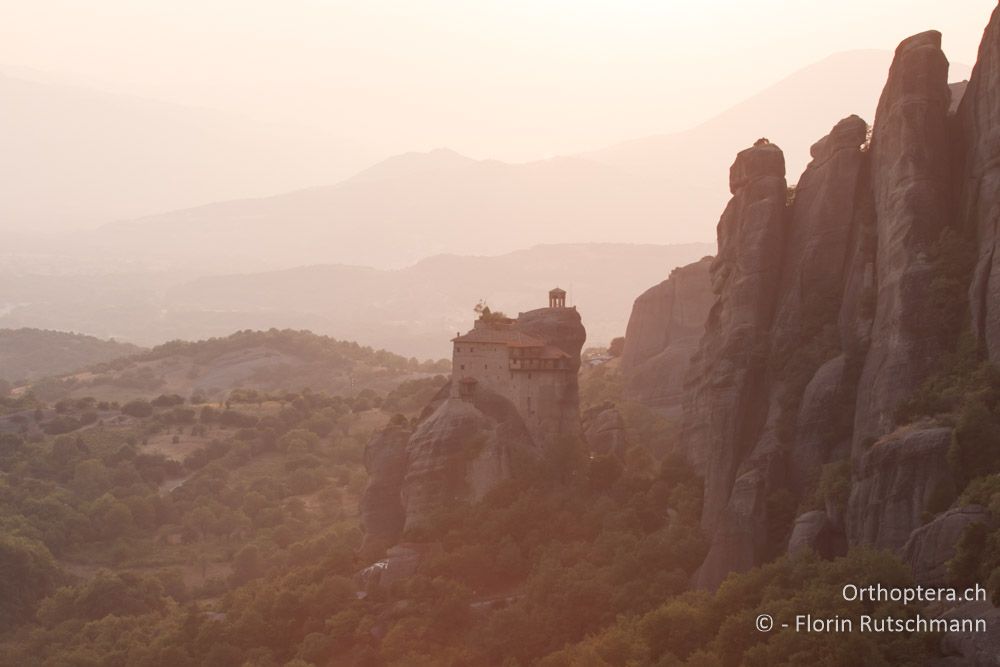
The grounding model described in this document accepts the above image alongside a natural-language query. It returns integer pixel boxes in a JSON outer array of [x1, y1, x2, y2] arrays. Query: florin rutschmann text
[[755, 584, 989, 634]]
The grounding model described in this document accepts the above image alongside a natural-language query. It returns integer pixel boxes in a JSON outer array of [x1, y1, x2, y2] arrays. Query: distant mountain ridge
[[64, 49, 969, 272]]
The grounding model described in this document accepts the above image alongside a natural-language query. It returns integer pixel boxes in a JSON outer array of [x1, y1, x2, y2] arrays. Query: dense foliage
[[25, 329, 451, 403], [4, 337, 1000, 665]]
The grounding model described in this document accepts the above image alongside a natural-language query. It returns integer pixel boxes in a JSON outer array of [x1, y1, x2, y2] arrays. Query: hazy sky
[[2, 0, 995, 162]]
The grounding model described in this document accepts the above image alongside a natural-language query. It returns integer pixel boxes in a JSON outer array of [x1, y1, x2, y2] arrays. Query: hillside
[[0, 328, 143, 385], [0, 356, 446, 665], [27, 329, 450, 403]]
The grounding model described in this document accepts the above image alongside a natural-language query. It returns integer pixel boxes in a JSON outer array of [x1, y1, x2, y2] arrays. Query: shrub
[[121, 400, 154, 418]]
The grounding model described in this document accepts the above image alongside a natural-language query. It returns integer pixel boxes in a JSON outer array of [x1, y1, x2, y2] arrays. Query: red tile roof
[[452, 327, 545, 347]]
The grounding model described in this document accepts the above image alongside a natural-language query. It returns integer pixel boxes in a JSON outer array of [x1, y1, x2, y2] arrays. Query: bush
[[948, 400, 1000, 488], [151, 394, 185, 408], [0, 535, 59, 631], [121, 400, 154, 418]]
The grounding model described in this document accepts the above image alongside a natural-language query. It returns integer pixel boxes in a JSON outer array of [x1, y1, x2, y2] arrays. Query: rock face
[[682, 116, 878, 589], [360, 426, 411, 547], [903, 505, 992, 586], [853, 31, 954, 449], [681, 141, 787, 492], [401, 389, 533, 530], [582, 403, 627, 459], [775, 115, 874, 488], [846, 426, 954, 550], [679, 142, 788, 588], [787, 510, 844, 559], [961, 5, 1000, 362], [939, 600, 1000, 666], [620, 257, 714, 417]]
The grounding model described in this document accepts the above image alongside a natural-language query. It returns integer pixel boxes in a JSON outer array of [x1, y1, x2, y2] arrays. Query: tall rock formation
[[772, 115, 875, 489], [852, 31, 955, 450], [401, 388, 533, 530], [960, 4, 1000, 361], [620, 256, 714, 418], [684, 116, 879, 588], [679, 141, 788, 544], [359, 425, 411, 548], [625, 19, 1000, 589]]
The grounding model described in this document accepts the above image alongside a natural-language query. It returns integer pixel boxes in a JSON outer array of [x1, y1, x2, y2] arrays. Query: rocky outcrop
[[774, 115, 874, 488], [582, 403, 627, 459], [680, 141, 788, 588], [903, 504, 992, 586], [960, 5, 1000, 363], [401, 389, 533, 530], [686, 116, 876, 588], [360, 426, 411, 547], [939, 600, 1000, 666], [620, 257, 714, 417], [846, 426, 954, 550], [670, 27, 965, 590], [680, 141, 787, 492], [517, 307, 587, 373], [787, 510, 845, 559], [853, 31, 954, 449], [356, 542, 442, 591]]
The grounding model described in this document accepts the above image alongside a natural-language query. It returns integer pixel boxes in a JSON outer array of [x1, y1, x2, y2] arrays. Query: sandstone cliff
[[359, 425, 410, 548], [853, 30, 955, 450], [620, 257, 714, 418], [401, 389, 533, 531], [961, 4, 1000, 362], [679, 141, 787, 492]]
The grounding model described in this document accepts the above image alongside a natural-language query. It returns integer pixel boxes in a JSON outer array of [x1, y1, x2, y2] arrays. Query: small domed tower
[[548, 287, 566, 309]]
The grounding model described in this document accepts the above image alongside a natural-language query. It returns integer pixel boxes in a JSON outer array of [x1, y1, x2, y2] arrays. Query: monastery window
[[461, 364, 465, 370]]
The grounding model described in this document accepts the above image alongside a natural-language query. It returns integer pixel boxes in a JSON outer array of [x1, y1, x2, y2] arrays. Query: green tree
[[0, 534, 59, 631]]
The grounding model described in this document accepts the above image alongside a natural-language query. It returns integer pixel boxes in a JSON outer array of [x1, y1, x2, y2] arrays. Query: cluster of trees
[[96, 329, 451, 375], [0, 376, 439, 662], [23, 329, 452, 403], [542, 549, 931, 666]]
